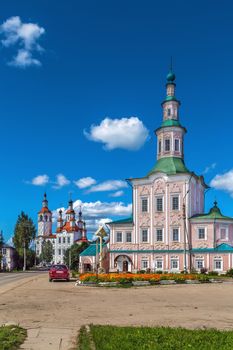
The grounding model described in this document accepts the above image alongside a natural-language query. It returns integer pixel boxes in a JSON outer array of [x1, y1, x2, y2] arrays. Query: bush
[[208, 271, 219, 276], [226, 268, 233, 277], [200, 267, 208, 274]]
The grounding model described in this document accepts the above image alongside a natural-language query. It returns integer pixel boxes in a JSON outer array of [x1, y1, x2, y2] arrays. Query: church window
[[58, 249, 61, 255], [198, 228, 205, 240], [116, 232, 122, 243], [172, 196, 179, 210], [196, 260, 204, 269], [167, 108, 171, 116], [172, 228, 179, 241], [67, 237, 70, 244], [63, 237, 66, 244], [141, 198, 148, 212], [156, 197, 163, 212], [220, 227, 228, 240], [171, 259, 179, 270], [214, 259, 222, 271], [141, 229, 148, 242], [52, 249, 55, 255], [155, 260, 163, 270], [158, 140, 161, 153], [156, 229, 163, 242], [58, 237, 61, 244], [175, 139, 180, 152], [39, 215, 43, 221], [2, 248, 6, 255], [44, 215, 47, 222], [165, 139, 170, 152], [126, 232, 132, 243], [141, 259, 148, 269]]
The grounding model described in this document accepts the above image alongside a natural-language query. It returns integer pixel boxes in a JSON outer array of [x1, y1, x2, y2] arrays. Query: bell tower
[[38, 193, 52, 236], [156, 68, 187, 161]]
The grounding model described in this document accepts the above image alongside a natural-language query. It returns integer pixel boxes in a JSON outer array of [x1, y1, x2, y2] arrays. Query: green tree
[[0, 230, 4, 270], [64, 242, 89, 270], [40, 240, 53, 264], [13, 212, 36, 269]]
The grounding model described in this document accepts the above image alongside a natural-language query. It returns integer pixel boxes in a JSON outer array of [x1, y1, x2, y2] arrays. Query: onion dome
[[167, 70, 176, 83]]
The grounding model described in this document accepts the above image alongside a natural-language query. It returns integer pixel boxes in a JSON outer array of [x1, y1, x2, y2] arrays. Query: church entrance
[[114, 255, 132, 272], [123, 260, 128, 272]]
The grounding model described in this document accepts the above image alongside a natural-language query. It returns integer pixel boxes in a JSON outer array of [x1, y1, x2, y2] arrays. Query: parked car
[[49, 264, 70, 282]]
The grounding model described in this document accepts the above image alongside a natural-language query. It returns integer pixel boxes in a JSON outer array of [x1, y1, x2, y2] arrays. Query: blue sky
[[1, 0, 233, 242]]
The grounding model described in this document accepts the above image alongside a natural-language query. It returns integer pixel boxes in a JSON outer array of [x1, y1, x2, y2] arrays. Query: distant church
[[36, 194, 88, 264], [80, 69, 233, 274]]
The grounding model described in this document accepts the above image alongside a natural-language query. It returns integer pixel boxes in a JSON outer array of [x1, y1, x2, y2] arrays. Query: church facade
[[107, 70, 233, 274], [36, 194, 88, 264]]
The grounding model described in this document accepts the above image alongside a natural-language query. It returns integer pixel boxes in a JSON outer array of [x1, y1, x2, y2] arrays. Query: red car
[[49, 264, 70, 282]]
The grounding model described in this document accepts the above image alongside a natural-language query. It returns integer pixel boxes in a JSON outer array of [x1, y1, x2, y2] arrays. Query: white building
[[36, 194, 88, 264], [1, 244, 16, 271]]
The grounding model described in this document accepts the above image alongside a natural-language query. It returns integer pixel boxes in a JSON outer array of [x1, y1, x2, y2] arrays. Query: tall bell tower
[[38, 193, 52, 236]]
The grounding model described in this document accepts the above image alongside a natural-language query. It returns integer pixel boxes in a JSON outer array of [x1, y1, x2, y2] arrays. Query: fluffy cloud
[[210, 170, 233, 197], [53, 199, 132, 234], [31, 174, 49, 186], [84, 117, 149, 150], [74, 177, 96, 189], [109, 190, 124, 197], [0, 16, 45, 67], [203, 162, 216, 174], [53, 174, 70, 189], [87, 180, 127, 193]]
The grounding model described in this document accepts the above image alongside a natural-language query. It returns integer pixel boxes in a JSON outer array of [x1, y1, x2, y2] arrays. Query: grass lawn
[[0, 325, 27, 350], [77, 325, 233, 350]]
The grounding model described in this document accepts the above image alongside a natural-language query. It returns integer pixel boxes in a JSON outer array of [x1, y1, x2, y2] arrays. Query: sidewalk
[[20, 327, 77, 350]]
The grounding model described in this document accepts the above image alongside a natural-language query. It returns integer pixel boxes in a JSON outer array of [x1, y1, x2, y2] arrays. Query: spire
[[42, 193, 48, 208]]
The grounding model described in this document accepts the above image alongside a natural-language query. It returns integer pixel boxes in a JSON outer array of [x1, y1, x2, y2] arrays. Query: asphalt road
[[0, 271, 46, 287]]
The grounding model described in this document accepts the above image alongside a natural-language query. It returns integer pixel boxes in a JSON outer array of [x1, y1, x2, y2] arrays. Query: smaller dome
[[167, 70, 176, 82]]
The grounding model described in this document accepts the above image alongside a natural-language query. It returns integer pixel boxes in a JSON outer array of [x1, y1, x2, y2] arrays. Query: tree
[[40, 240, 53, 264], [0, 230, 4, 271], [64, 242, 89, 270], [13, 212, 36, 269]]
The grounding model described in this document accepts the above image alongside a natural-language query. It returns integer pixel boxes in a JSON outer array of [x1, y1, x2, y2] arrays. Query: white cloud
[[0, 16, 45, 67], [84, 117, 149, 150], [53, 199, 132, 233], [31, 174, 49, 186], [203, 162, 216, 174], [53, 174, 70, 189], [109, 190, 124, 197], [87, 180, 127, 193], [74, 177, 96, 189], [210, 170, 233, 197]]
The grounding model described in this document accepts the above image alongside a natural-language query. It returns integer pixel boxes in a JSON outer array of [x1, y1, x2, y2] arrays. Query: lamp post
[[183, 189, 190, 273]]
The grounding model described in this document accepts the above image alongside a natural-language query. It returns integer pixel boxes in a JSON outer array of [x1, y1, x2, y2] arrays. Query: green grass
[[77, 325, 233, 350], [0, 325, 27, 350]]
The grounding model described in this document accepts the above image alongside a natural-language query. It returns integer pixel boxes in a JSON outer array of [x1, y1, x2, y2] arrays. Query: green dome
[[167, 70, 176, 82]]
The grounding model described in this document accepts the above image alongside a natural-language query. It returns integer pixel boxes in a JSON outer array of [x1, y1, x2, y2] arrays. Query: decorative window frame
[[171, 227, 180, 242], [170, 257, 179, 271], [171, 194, 180, 211], [195, 258, 204, 270], [126, 231, 132, 243], [155, 258, 163, 270], [141, 257, 149, 270], [141, 197, 149, 213], [174, 139, 180, 152], [155, 195, 164, 212], [164, 138, 171, 152], [155, 228, 164, 242], [219, 225, 229, 241], [213, 256, 223, 271], [116, 231, 123, 243], [141, 228, 149, 243], [197, 227, 207, 240]]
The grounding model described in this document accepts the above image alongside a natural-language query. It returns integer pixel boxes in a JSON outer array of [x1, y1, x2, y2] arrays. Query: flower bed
[[79, 273, 202, 285]]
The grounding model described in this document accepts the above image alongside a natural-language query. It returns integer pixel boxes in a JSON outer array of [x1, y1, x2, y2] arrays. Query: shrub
[[226, 268, 233, 277], [208, 271, 219, 276], [200, 267, 208, 274]]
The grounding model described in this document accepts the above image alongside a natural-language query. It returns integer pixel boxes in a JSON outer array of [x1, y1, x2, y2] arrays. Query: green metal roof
[[80, 243, 107, 257], [155, 119, 187, 133], [191, 201, 233, 221], [147, 157, 190, 176], [107, 217, 133, 225]]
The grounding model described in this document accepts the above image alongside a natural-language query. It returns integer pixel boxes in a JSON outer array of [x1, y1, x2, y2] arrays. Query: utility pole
[[23, 239, 26, 271], [69, 249, 71, 269]]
